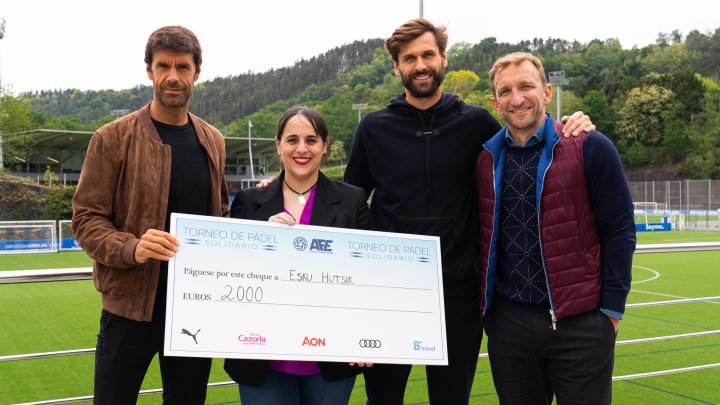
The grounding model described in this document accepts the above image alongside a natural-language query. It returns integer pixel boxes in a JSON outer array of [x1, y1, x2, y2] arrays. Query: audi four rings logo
[[359, 339, 382, 348]]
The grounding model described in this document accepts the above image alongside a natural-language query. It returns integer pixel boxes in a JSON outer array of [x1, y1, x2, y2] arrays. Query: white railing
[[634, 241, 720, 253]]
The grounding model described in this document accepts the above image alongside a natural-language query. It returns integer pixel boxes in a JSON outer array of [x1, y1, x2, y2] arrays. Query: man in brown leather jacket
[[72, 26, 229, 404]]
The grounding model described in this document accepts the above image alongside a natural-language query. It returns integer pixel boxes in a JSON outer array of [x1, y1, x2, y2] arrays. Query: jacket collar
[[485, 114, 560, 155], [252, 171, 340, 227], [138, 102, 209, 145]]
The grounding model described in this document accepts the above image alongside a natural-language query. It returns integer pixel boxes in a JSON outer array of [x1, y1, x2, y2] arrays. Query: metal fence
[[629, 179, 720, 230]]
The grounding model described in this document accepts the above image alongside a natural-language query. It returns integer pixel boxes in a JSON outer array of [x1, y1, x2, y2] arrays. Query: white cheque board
[[164, 213, 447, 365]]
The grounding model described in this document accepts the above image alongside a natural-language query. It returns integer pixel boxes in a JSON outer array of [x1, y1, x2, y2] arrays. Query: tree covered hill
[[23, 38, 385, 125], [5, 28, 720, 178]]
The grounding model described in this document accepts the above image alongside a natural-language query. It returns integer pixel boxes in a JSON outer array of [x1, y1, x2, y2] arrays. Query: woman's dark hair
[[276, 106, 329, 143]]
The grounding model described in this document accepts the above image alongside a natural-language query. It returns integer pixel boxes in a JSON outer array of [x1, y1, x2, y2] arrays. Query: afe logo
[[358, 339, 382, 348], [302, 336, 326, 347], [309, 239, 333, 253]]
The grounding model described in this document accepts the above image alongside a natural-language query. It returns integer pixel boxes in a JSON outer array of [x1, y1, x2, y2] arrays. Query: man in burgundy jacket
[[476, 52, 636, 404]]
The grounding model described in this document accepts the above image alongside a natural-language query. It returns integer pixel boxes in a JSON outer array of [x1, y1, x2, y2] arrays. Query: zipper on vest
[[538, 135, 560, 330], [482, 145, 497, 316], [141, 143, 166, 321]]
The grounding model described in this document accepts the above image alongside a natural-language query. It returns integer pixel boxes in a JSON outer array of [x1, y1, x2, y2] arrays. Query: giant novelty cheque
[[164, 213, 448, 365]]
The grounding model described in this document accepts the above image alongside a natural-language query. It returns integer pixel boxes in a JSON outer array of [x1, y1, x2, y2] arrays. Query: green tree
[[0, 89, 35, 168], [683, 109, 720, 177], [684, 151, 717, 178], [0, 89, 33, 133], [647, 70, 706, 116], [43, 165, 59, 186], [43, 186, 76, 220], [642, 43, 697, 74], [579, 90, 618, 138], [616, 85, 675, 147], [327, 139, 347, 164], [444, 70, 480, 100]]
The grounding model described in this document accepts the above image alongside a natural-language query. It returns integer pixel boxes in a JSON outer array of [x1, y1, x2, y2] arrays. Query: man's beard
[[400, 68, 445, 99], [156, 83, 192, 108]]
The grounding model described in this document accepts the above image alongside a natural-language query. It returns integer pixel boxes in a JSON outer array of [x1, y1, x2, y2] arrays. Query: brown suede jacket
[[72, 104, 230, 322]]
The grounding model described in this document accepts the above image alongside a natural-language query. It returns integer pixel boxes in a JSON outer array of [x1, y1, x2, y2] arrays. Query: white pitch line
[[631, 265, 660, 284], [630, 264, 720, 305], [612, 363, 720, 381], [631, 290, 720, 305]]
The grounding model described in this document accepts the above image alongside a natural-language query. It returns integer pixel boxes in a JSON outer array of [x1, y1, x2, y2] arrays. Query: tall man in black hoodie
[[344, 18, 595, 404]]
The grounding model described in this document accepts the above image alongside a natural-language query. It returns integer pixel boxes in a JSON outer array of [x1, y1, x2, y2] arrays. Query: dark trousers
[[484, 294, 616, 405], [93, 291, 211, 404], [364, 295, 484, 405]]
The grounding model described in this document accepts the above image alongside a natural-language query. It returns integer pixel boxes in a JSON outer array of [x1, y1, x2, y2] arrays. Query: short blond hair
[[489, 52, 547, 96]]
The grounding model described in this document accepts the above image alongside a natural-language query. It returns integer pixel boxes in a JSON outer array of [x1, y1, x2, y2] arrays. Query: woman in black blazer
[[224, 106, 373, 404]]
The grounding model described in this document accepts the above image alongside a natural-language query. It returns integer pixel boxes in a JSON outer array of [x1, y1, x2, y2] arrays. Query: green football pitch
[[1, 231, 719, 404]]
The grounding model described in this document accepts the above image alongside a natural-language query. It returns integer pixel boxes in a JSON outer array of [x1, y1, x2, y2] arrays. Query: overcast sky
[[1, 0, 717, 93]]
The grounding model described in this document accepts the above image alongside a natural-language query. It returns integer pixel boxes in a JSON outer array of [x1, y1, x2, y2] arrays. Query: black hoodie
[[345, 92, 501, 297]]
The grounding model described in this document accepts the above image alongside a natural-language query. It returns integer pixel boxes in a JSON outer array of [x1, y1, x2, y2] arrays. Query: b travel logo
[[293, 237, 333, 254], [412, 340, 437, 352], [347, 240, 433, 263], [179, 224, 279, 251], [238, 332, 267, 346]]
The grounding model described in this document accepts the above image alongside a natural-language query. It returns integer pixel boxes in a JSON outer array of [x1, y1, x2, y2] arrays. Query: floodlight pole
[[352, 103, 368, 124], [0, 17, 6, 171], [419, 0, 424, 17], [0, 17, 5, 89], [548, 71, 568, 120], [248, 121, 255, 180], [557, 86, 561, 120]]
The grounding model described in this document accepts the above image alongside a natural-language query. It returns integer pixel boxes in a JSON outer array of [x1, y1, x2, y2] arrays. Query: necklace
[[283, 178, 317, 205]]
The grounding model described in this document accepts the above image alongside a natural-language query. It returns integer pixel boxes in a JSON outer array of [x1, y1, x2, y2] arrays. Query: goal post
[[0, 220, 57, 254], [634, 202, 659, 225], [633, 202, 686, 231], [58, 220, 82, 251]]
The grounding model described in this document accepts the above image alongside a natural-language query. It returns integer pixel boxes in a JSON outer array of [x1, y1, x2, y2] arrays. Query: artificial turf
[[1, 235, 719, 403]]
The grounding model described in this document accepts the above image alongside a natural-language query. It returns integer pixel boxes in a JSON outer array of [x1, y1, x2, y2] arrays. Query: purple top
[[268, 184, 319, 376]]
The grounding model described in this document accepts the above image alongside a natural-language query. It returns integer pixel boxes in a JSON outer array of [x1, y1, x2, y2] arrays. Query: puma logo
[[181, 328, 201, 344]]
